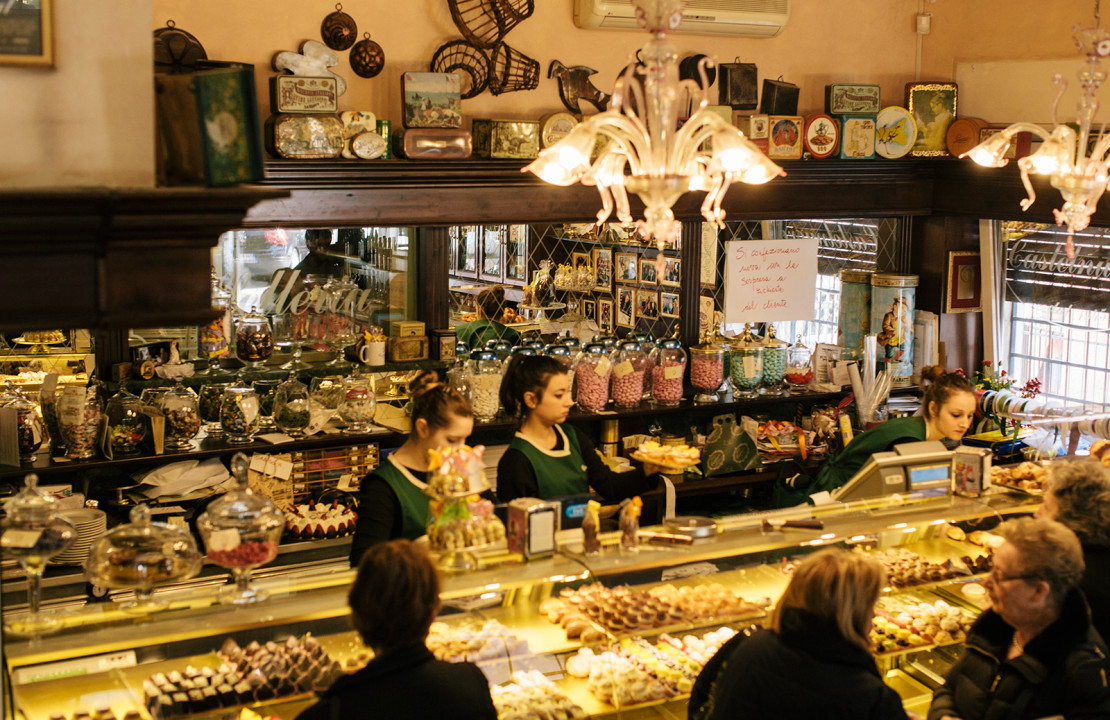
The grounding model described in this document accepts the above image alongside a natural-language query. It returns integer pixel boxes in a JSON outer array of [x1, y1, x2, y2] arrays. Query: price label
[[595, 358, 612, 377], [613, 360, 634, 379], [664, 365, 683, 380], [1, 529, 41, 549], [743, 357, 757, 377], [206, 528, 240, 552]]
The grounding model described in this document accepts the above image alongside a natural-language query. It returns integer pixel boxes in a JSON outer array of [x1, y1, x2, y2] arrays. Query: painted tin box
[[824, 84, 882, 116], [401, 72, 462, 129], [472, 119, 540, 159]]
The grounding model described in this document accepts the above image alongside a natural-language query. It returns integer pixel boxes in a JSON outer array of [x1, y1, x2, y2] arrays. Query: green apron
[[812, 416, 927, 493], [455, 319, 519, 350], [507, 425, 590, 499], [377, 456, 431, 541]]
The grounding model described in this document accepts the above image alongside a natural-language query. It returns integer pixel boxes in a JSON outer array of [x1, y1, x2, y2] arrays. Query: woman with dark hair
[[689, 548, 913, 720], [928, 517, 1110, 720], [297, 540, 497, 720], [349, 371, 474, 565], [1036, 458, 1110, 642], [495, 354, 658, 503], [455, 285, 519, 350], [811, 365, 977, 494]]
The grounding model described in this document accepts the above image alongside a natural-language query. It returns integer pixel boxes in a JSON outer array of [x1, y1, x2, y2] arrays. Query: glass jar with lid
[[785, 335, 815, 393], [4, 390, 45, 463], [252, 378, 281, 430], [85, 504, 202, 614], [235, 308, 274, 370], [612, 341, 647, 408], [309, 375, 346, 417], [57, 385, 102, 460], [220, 375, 261, 445], [689, 332, 726, 403], [323, 276, 359, 369], [596, 335, 619, 349], [467, 350, 503, 422], [729, 324, 764, 399], [650, 339, 687, 406], [196, 453, 284, 605], [629, 332, 655, 400], [491, 339, 513, 363], [446, 352, 471, 398], [105, 383, 146, 457], [162, 380, 201, 451], [561, 336, 582, 352], [2, 473, 76, 634], [273, 373, 311, 437], [196, 273, 232, 377], [198, 381, 229, 438], [760, 324, 789, 396], [338, 371, 376, 433], [574, 343, 614, 412]]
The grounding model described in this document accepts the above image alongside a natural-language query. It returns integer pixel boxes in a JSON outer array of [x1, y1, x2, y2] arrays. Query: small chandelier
[[962, 25, 1110, 259], [524, 0, 784, 253]]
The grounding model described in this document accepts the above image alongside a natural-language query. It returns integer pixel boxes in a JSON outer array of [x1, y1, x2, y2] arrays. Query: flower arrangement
[[961, 361, 1042, 436]]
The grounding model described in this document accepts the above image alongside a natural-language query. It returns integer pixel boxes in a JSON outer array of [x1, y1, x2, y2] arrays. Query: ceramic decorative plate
[[875, 106, 917, 159]]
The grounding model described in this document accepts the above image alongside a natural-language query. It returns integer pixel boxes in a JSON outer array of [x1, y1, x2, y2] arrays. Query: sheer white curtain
[[978, 219, 1007, 365]]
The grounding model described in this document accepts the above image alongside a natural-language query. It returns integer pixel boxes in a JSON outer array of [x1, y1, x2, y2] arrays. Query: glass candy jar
[[273, 374, 311, 437], [196, 454, 283, 605], [729, 324, 764, 399], [235, 308, 274, 370], [162, 380, 201, 451], [4, 390, 45, 463], [196, 274, 232, 377], [785, 336, 815, 393], [198, 382, 229, 438], [105, 385, 146, 457], [310, 375, 346, 416], [467, 350, 502, 422], [339, 372, 376, 433], [57, 385, 102, 460], [252, 378, 281, 431], [612, 341, 647, 408], [491, 340, 513, 363], [532, 259, 555, 307], [574, 343, 614, 412], [650, 339, 687, 406], [220, 376, 261, 445], [761, 324, 789, 396], [2, 474, 76, 635], [446, 353, 471, 398], [85, 504, 202, 614], [689, 335, 726, 403], [322, 277, 359, 369]]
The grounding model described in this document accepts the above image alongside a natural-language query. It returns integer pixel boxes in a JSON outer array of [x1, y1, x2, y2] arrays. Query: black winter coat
[[688, 608, 910, 720], [294, 643, 497, 720], [1082, 543, 1110, 646], [927, 589, 1110, 720]]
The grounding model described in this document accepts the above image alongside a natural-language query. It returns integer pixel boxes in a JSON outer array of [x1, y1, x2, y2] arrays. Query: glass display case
[[3, 492, 1039, 720]]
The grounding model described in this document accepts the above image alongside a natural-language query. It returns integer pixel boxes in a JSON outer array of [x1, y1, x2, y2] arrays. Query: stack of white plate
[[54, 508, 107, 566]]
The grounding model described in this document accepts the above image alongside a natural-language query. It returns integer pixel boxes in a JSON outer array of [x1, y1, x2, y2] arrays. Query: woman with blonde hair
[[455, 285, 519, 350], [689, 548, 913, 720]]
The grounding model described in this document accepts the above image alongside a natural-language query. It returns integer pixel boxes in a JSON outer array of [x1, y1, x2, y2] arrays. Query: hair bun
[[408, 370, 442, 399], [920, 365, 950, 384]]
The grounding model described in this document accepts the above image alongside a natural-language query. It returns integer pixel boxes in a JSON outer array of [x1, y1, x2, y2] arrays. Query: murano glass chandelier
[[524, 0, 785, 253], [962, 25, 1110, 259]]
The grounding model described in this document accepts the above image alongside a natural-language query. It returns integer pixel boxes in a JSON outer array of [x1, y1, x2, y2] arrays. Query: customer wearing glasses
[[928, 517, 1110, 720], [1035, 457, 1110, 642]]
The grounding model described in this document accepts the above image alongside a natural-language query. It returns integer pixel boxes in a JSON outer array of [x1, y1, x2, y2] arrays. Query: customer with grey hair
[[1036, 457, 1110, 641], [929, 517, 1110, 720]]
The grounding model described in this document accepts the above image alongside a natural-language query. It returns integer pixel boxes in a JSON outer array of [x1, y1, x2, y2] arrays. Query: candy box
[[471, 119, 540, 159], [387, 336, 428, 362]]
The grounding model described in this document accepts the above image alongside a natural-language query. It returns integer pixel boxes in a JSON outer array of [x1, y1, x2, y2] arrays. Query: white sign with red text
[[723, 238, 819, 323]]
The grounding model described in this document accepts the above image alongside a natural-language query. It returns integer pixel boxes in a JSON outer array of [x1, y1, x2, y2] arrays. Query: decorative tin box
[[541, 112, 579, 148], [767, 116, 803, 159], [838, 116, 876, 160], [431, 329, 457, 362], [980, 126, 1031, 159], [742, 114, 769, 154], [824, 84, 881, 116], [945, 117, 988, 158], [718, 60, 758, 110], [340, 110, 378, 158], [759, 78, 799, 115], [265, 114, 343, 159], [472, 119, 541, 159], [392, 128, 472, 159], [875, 106, 917, 159], [387, 336, 429, 362], [389, 320, 425, 337], [803, 114, 839, 158], [269, 76, 338, 114], [401, 72, 462, 129]]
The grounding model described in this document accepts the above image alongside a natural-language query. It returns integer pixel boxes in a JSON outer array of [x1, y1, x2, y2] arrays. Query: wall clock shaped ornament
[[320, 3, 358, 51]]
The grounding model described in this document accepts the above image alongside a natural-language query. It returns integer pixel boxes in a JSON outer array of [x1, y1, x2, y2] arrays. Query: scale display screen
[[908, 463, 950, 486]]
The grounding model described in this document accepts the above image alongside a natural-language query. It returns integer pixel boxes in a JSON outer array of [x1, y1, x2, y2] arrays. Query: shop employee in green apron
[[496, 355, 658, 504], [811, 366, 977, 494], [455, 285, 520, 350], [349, 372, 474, 566]]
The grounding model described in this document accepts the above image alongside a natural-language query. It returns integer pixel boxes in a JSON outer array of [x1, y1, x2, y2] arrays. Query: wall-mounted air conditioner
[[574, 0, 790, 38]]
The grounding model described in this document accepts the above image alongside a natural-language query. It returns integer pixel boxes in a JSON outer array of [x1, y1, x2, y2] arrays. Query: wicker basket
[[448, 0, 505, 49], [431, 40, 490, 99], [489, 41, 540, 95]]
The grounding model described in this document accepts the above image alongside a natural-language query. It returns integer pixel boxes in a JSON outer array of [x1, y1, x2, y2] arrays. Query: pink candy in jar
[[612, 369, 645, 407], [651, 361, 685, 405], [574, 359, 611, 411], [691, 354, 724, 390]]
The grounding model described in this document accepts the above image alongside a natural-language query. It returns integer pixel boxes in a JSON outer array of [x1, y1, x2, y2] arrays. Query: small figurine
[[582, 499, 602, 557], [619, 496, 642, 553]]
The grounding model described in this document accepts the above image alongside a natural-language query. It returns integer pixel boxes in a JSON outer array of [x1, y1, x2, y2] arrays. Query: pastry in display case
[[3, 491, 1041, 720]]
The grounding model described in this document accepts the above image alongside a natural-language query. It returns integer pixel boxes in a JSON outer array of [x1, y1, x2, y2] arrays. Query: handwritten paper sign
[[723, 238, 819, 323]]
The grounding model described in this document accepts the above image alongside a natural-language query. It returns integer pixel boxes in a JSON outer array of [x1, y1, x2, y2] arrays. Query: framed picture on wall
[[906, 82, 957, 157], [572, 251, 589, 269], [661, 257, 681, 287], [638, 257, 658, 285], [636, 289, 658, 320], [615, 252, 638, 284], [616, 286, 635, 328], [592, 248, 613, 293], [597, 297, 614, 333], [660, 291, 679, 318], [945, 250, 982, 313], [0, 0, 54, 68], [583, 298, 596, 323], [699, 294, 715, 336]]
